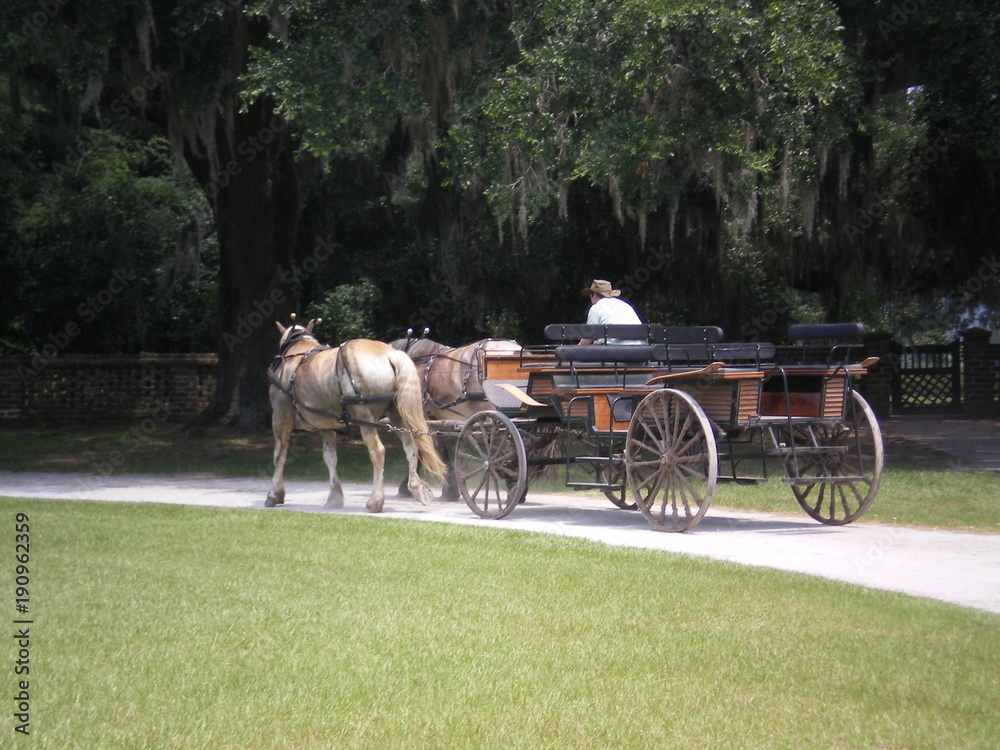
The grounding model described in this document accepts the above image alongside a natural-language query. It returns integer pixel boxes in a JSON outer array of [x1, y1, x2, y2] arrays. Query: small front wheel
[[455, 411, 527, 519], [625, 389, 718, 531]]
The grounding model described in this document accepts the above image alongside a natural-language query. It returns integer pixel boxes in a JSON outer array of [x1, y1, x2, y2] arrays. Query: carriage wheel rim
[[455, 411, 527, 519], [786, 391, 884, 525]]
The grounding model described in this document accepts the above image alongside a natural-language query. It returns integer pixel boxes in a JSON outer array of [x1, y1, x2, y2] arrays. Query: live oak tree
[[3, 0, 998, 425], [1, 1, 301, 425]]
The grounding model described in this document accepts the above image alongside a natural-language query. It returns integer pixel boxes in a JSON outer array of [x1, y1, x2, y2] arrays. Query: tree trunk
[[186, 100, 301, 429]]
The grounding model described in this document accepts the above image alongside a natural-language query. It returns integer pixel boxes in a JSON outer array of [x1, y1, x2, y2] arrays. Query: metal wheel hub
[[659, 453, 678, 472]]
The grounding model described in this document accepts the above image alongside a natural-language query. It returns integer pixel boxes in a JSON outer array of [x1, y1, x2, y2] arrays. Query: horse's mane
[[389, 338, 449, 359]]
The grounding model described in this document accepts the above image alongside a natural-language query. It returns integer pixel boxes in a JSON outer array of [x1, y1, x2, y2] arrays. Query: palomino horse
[[267, 319, 444, 511], [390, 335, 522, 499]]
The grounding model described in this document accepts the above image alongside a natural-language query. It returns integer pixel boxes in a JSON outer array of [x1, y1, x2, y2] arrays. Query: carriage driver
[[578, 279, 645, 345]]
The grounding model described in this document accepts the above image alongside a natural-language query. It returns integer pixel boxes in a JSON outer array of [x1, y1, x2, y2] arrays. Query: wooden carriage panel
[[483, 353, 555, 381], [735, 378, 762, 422], [758, 370, 854, 419], [591, 397, 628, 433], [676, 381, 738, 425], [527, 372, 556, 397], [541, 389, 593, 422], [664, 371, 763, 427], [821, 375, 848, 419], [759, 392, 821, 417]]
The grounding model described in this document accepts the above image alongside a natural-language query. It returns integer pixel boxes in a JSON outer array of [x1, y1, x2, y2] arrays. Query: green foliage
[[448, 0, 859, 232], [2, 125, 216, 353], [243, 0, 431, 161], [304, 277, 383, 342], [3, 0, 1000, 362]]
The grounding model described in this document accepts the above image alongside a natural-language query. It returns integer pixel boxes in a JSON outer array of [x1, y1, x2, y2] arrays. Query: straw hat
[[581, 279, 621, 298]]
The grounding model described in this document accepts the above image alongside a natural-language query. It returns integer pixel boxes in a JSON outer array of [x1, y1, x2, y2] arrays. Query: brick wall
[[961, 328, 1000, 415], [0, 354, 217, 422]]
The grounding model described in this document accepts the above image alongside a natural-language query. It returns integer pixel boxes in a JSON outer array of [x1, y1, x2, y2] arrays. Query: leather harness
[[267, 330, 394, 429]]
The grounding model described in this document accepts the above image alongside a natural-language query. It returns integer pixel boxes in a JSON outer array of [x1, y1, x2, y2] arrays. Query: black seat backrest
[[554, 344, 654, 363], [649, 325, 724, 344], [710, 342, 776, 362], [787, 323, 864, 341], [650, 341, 776, 366], [786, 323, 865, 364], [650, 343, 713, 364], [544, 324, 651, 342]]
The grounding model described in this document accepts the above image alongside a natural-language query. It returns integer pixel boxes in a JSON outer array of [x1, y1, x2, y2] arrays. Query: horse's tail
[[388, 348, 446, 480]]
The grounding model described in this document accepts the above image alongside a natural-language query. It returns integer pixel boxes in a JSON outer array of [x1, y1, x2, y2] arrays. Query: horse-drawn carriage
[[267, 317, 883, 533], [436, 322, 884, 532]]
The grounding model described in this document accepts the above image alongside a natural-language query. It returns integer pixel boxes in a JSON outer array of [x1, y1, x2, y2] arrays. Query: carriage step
[[717, 476, 768, 485], [768, 445, 850, 456], [784, 475, 866, 484], [573, 455, 624, 464], [567, 481, 624, 491]]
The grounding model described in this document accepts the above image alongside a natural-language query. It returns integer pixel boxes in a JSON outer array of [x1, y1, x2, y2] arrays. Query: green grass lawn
[[6, 497, 998, 749]]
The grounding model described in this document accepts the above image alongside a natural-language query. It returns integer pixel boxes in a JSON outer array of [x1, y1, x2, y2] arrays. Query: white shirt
[[586, 297, 644, 344]]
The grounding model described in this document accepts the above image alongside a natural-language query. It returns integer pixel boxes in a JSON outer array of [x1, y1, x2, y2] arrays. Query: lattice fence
[[891, 341, 962, 413]]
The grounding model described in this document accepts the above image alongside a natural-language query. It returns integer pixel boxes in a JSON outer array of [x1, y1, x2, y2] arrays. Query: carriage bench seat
[[787, 323, 864, 340], [650, 342, 776, 366], [786, 322, 865, 365], [543, 323, 724, 344], [554, 344, 655, 364], [544, 324, 653, 343]]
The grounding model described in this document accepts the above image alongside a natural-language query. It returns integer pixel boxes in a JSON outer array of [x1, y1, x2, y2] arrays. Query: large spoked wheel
[[625, 389, 718, 532], [455, 411, 527, 519], [783, 391, 884, 525]]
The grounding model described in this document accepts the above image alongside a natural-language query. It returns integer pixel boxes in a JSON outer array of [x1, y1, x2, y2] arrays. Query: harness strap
[[270, 335, 407, 431], [420, 343, 495, 413], [269, 341, 348, 427], [335, 343, 383, 408]]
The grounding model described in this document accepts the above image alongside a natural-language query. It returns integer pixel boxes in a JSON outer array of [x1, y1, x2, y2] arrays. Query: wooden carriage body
[[453, 323, 883, 531]]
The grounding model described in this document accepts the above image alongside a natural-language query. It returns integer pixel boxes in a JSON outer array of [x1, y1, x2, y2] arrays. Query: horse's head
[[276, 316, 321, 348], [393, 337, 447, 359]]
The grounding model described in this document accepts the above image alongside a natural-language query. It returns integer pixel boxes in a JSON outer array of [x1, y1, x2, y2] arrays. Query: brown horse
[[390, 335, 523, 498], [267, 320, 444, 512]]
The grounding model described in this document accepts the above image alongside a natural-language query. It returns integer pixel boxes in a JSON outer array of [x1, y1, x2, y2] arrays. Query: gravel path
[[3, 470, 999, 615]]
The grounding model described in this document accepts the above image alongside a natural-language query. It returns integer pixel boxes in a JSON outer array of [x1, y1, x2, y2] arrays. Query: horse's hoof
[[265, 494, 284, 507]]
